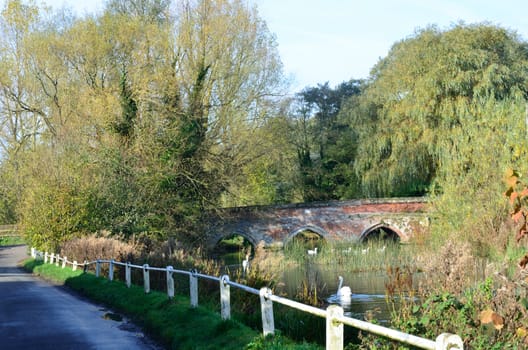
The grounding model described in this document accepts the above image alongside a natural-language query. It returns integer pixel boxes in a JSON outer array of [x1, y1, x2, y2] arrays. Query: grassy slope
[[23, 259, 321, 350]]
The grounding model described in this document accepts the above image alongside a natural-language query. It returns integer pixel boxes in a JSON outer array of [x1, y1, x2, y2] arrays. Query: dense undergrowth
[[351, 238, 528, 349]]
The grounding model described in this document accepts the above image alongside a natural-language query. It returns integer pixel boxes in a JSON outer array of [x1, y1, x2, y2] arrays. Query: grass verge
[[23, 258, 321, 350], [0, 236, 25, 246]]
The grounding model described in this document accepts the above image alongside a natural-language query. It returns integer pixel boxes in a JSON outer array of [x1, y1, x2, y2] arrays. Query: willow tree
[[345, 23, 528, 197], [343, 23, 528, 251]]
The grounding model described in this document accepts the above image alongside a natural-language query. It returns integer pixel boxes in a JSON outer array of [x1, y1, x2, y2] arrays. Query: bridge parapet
[[207, 197, 429, 249]]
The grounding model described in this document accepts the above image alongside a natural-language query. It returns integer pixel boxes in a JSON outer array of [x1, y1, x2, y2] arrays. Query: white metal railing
[[30, 247, 463, 350]]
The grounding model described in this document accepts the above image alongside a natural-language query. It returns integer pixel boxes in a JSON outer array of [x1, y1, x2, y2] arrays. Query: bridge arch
[[206, 197, 428, 249], [283, 225, 329, 246], [359, 223, 403, 242], [209, 230, 260, 255]]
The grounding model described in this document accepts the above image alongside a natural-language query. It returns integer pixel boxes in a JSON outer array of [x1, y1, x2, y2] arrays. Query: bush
[[60, 233, 139, 262]]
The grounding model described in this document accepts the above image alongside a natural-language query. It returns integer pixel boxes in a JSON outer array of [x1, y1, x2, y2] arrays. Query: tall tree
[[341, 23, 528, 253], [0, 0, 46, 224], [105, 0, 171, 23], [0, 0, 285, 248], [292, 80, 363, 201], [344, 23, 528, 197], [136, 0, 285, 243]]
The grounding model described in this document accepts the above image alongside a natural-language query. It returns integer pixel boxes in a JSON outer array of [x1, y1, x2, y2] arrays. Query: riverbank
[[23, 258, 321, 350]]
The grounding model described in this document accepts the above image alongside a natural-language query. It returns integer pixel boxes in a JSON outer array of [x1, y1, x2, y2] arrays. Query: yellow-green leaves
[[345, 23, 528, 198], [0, 0, 287, 246]]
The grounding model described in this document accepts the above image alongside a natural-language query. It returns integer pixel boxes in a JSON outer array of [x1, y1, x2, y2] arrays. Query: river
[[276, 262, 405, 323], [218, 240, 418, 324]]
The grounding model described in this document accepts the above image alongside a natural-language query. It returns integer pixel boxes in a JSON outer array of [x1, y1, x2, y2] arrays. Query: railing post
[[96, 260, 101, 277], [126, 262, 131, 288], [49, 253, 54, 264], [62, 256, 67, 269], [44, 252, 48, 263], [109, 260, 114, 281], [143, 264, 150, 294], [259, 287, 274, 336], [435, 333, 464, 350], [83, 260, 88, 273], [190, 270, 198, 307], [166, 266, 174, 298], [326, 305, 344, 350], [220, 275, 230, 320], [31, 247, 36, 258], [73, 261, 78, 271], [55, 254, 60, 267]]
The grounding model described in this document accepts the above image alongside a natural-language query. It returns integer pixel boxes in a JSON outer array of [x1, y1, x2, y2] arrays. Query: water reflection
[[278, 264, 405, 323], [327, 292, 388, 321]]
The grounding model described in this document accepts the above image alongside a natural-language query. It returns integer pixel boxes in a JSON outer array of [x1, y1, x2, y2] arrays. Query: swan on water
[[337, 276, 352, 300]]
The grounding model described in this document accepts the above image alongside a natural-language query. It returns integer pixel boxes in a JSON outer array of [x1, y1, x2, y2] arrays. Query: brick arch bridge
[[206, 197, 429, 249]]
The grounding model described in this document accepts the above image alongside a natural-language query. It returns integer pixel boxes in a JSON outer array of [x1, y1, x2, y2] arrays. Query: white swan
[[337, 276, 352, 301], [307, 247, 318, 255], [242, 253, 250, 275]]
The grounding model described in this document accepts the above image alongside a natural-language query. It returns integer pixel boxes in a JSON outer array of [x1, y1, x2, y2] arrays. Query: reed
[[284, 239, 419, 273]]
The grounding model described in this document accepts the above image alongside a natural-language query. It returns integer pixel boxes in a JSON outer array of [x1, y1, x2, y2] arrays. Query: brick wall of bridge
[[207, 197, 429, 248]]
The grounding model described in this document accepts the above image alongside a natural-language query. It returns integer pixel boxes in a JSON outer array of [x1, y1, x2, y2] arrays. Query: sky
[[22, 0, 528, 92]]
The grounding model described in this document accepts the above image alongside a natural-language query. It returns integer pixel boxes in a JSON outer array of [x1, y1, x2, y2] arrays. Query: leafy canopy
[[344, 23, 528, 197]]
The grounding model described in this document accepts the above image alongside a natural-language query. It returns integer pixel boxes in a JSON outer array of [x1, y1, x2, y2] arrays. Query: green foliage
[[0, 165, 18, 224], [290, 80, 363, 201], [342, 23, 528, 198], [4, 1, 528, 275], [19, 150, 93, 251], [333, 23, 528, 257], [245, 333, 321, 350], [0, 0, 286, 246], [220, 106, 300, 206], [382, 278, 526, 349], [430, 97, 527, 252], [113, 70, 138, 142], [0, 235, 24, 246]]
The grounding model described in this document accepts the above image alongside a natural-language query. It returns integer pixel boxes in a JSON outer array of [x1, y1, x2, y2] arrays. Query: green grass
[[0, 235, 25, 246], [24, 258, 321, 350]]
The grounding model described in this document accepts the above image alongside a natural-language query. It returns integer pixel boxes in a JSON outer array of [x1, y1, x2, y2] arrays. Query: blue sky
[[27, 0, 528, 92]]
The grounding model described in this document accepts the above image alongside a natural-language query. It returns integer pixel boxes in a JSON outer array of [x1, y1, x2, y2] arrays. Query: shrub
[[60, 233, 139, 262]]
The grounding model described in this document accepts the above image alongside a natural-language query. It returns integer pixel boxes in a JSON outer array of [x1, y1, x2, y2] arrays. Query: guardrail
[[30, 247, 464, 350]]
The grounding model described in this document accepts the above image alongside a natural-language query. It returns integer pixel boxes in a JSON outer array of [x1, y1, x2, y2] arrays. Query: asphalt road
[[0, 245, 161, 350]]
